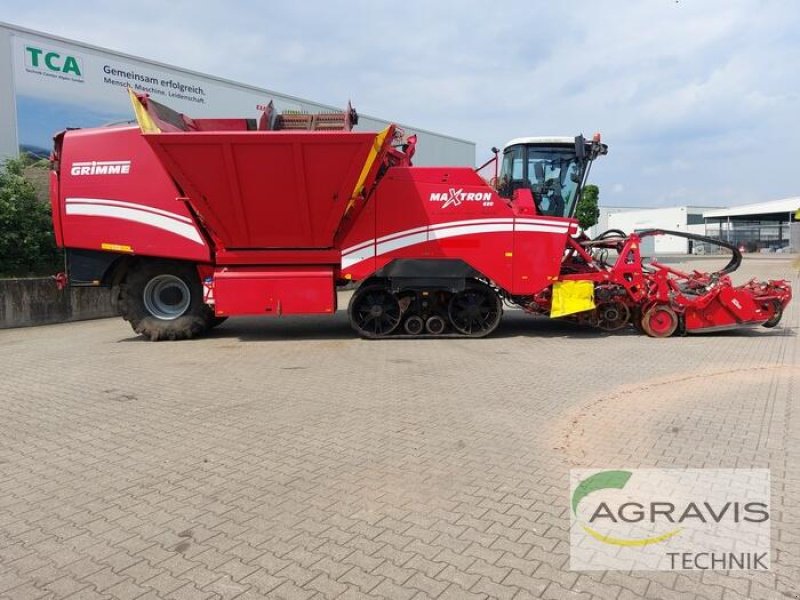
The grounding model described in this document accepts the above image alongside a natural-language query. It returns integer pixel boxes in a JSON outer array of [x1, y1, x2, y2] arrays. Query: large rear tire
[[120, 261, 213, 341]]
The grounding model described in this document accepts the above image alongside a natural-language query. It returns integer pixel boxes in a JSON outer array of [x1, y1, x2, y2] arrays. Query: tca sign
[[24, 45, 84, 81]]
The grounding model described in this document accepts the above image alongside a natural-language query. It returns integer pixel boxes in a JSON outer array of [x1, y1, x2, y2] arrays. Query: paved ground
[[0, 257, 798, 600]]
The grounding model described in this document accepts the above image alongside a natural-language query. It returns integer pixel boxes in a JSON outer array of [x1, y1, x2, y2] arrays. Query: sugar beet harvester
[[50, 93, 791, 340]]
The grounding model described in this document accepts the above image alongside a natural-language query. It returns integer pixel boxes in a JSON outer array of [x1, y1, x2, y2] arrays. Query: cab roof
[[504, 136, 580, 149]]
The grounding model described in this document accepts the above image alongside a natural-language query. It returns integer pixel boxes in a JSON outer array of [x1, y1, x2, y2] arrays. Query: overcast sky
[[4, 0, 799, 208]]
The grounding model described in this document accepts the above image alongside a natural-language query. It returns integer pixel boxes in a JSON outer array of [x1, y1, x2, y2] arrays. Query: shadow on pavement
[[115, 309, 794, 343]]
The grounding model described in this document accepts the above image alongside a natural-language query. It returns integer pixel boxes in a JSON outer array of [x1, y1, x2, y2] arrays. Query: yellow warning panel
[[550, 281, 595, 318]]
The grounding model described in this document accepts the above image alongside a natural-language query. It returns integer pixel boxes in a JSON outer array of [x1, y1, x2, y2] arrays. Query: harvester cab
[[497, 135, 607, 218]]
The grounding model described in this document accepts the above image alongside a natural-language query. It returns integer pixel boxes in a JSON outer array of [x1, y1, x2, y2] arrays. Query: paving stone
[[202, 575, 250, 600], [104, 578, 151, 600], [471, 576, 518, 600], [0, 259, 796, 600], [338, 567, 382, 593], [371, 578, 418, 600]]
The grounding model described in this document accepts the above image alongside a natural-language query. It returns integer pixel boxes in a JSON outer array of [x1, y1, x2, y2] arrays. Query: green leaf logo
[[572, 470, 632, 515], [572, 470, 681, 547]]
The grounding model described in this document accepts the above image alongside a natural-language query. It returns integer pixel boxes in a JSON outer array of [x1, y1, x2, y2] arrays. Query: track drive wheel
[[120, 261, 214, 341], [640, 304, 679, 338], [762, 300, 783, 328], [448, 281, 503, 338], [596, 301, 631, 332], [349, 285, 401, 338]]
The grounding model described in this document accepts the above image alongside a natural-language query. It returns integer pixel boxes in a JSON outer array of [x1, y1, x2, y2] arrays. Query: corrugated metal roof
[[704, 198, 800, 219]]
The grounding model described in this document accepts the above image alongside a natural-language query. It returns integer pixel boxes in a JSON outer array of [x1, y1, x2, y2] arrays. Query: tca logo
[[25, 46, 83, 77]]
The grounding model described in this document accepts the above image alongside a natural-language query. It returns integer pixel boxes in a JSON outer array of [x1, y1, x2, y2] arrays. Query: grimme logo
[[70, 161, 131, 176], [24, 46, 83, 80], [570, 469, 771, 571], [430, 188, 493, 209]]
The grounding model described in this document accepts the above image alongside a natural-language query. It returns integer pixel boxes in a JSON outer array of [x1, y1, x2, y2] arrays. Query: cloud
[[5, 0, 799, 207]]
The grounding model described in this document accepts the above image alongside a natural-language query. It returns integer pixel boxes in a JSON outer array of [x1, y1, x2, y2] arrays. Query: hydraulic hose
[[592, 229, 627, 241], [635, 229, 742, 275]]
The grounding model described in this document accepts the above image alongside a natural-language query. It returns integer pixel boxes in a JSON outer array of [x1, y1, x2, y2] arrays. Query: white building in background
[[588, 200, 800, 255], [607, 206, 717, 255], [0, 21, 475, 166], [704, 198, 799, 252], [586, 206, 645, 239]]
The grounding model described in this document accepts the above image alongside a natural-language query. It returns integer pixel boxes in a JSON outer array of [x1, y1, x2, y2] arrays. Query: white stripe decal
[[430, 218, 513, 230], [341, 218, 572, 269], [341, 245, 376, 269], [65, 203, 205, 245], [429, 223, 514, 240], [376, 231, 429, 256], [514, 223, 569, 234], [341, 239, 375, 256], [66, 198, 194, 224], [516, 217, 567, 225], [376, 224, 429, 245]]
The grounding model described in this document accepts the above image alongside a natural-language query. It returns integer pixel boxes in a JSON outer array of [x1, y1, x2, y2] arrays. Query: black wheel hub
[[349, 286, 401, 338], [448, 284, 502, 337]]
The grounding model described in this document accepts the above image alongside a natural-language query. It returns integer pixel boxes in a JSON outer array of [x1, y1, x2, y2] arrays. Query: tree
[[0, 156, 62, 276], [575, 184, 600, 230]]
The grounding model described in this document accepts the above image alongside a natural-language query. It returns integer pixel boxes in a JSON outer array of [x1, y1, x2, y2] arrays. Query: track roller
[[404, 315, 425, 335], [425, 315, 447, 335]]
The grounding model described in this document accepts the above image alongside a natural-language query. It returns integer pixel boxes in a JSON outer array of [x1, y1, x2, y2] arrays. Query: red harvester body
[[50, 92, 791, 339]]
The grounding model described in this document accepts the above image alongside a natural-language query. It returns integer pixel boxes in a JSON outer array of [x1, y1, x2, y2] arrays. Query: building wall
[[0, 26, 17, 159], [607, 206, 717, 254], [702, 199, 798, 252], [0, 22, 475, 167], [586, 206, 644, 239]]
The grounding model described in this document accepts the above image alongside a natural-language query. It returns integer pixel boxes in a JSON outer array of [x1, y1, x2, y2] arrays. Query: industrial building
[[607, 206, 715, 255], [587, 199, 799, 255], [0, 22, 475, 166], [586, 206, 645, 239], [704, 198, 799, 253]]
